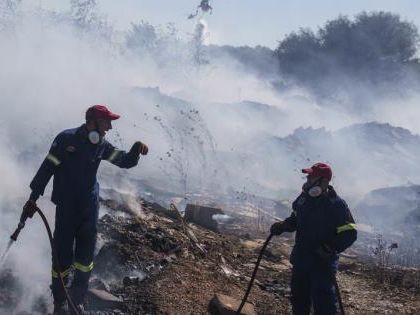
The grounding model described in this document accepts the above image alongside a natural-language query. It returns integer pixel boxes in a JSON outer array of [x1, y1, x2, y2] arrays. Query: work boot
[[68, 303, 82, 315], [52, 302, 67, 315], [69, 303, 96, 315], [51, 276, 70, 313]]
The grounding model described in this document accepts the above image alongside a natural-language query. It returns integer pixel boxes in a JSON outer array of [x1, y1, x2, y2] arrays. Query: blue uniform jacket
[[29, 125, 140, 206], [284, 186, 357, 269]]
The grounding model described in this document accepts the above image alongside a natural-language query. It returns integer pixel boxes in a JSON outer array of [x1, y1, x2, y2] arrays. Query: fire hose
[[235, 233, 345, 315], [10, 207, 80, 315], [235, 233, 273, 315], [335, 275, 345, 315]]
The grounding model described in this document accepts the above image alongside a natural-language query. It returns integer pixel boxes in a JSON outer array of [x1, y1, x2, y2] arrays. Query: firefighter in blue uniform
[[270, 163, 357, 315], [21, 105, 148, 314]]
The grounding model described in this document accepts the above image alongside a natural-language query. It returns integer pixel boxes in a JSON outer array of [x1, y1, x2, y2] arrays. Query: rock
[[184, 204, 224, 232], [208, 293, 257, 315], [150, 202, 180, 221], [123, 276, 141, 286], [87, 289, 123, 311]]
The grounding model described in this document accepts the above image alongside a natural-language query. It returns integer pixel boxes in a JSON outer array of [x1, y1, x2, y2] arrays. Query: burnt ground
[[1, 195, 419, 314], [94, 211, 291, 315], [93, 197, 420, 315]]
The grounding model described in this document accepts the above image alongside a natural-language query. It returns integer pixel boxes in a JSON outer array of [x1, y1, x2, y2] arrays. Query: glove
[[316, 244, 335, 261], [138, 141, 148, 155], [270, 222, 285, 235], [20, 200, 39, 223], [129, 141, 149, 156]]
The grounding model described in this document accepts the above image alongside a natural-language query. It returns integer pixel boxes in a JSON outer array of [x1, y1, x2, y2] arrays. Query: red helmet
[[85, 105, 120, 121], [302, 163, 332, 181]]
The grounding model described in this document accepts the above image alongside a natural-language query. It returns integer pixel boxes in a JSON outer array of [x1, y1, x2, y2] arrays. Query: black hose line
[[16, 210, 344, 315], [235, 233, 273, 315], [235, 234, 346, 315], [334, 276, 345, 315], [35, 209, 81, 315]]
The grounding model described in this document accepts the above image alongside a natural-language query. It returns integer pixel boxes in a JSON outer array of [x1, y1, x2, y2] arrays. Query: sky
[[38, 0, 420, 48]]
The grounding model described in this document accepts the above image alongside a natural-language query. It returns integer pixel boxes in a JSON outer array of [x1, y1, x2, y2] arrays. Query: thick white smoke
[[0, 2, 419, 312]]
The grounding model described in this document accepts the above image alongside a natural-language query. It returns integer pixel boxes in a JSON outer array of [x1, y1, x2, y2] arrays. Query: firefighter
[[270, 163, 357, 315], [20, 105, 148, 314]]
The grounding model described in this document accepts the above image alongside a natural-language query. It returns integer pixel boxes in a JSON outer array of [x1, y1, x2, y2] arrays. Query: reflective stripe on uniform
[[107, 150, 121, 162], [73, 261, 94, 273], [46, 153, 61, 166], [52, 266, 72, 278], [337, 223, 357, 234]]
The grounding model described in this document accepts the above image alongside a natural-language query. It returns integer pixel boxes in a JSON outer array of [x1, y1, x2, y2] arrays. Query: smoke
[[0, 2, 420, 312], [194, 19, 210, 45]]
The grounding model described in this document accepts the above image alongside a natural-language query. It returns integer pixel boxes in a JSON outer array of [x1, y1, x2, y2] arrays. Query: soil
[[1, 194, 419, 314]]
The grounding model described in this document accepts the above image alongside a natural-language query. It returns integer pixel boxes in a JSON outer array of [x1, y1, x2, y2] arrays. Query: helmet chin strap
[[88, 120, 101, 145]]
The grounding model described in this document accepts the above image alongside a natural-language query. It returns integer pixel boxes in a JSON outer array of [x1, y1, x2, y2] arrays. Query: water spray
[[0, 221, 26, 269], [0, 240, 13, 269]]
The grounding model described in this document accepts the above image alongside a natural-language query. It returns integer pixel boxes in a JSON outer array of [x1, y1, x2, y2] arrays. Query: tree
[[352, 11, 419, 63], [319, 16, 355, 68], [275, 29, 323, 82], [275, 11, 420, 88]]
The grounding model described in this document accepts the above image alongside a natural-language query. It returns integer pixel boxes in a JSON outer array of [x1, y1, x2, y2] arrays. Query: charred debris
[[1, 188, 419, 314]]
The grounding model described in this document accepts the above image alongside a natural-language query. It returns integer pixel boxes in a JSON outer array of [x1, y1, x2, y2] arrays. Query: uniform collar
[[327, 185, 337, 198], [76, 124, 89, 143]]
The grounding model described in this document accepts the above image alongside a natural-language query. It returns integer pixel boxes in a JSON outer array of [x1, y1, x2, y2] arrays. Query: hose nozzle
[[10, 221, 26, 242], [11, 200, 40, 241]]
